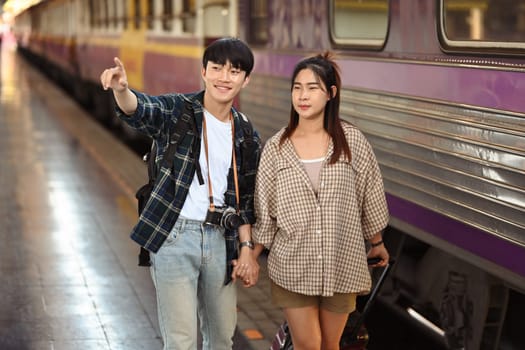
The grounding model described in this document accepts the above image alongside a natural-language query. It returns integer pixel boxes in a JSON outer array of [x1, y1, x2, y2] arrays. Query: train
[[9, 0, 525, 349]]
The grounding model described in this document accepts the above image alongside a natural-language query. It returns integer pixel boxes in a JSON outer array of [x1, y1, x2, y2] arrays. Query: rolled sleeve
[[361, 165, 389, 238], [115, 90, 180, 139], [253, 140, 278, 249]]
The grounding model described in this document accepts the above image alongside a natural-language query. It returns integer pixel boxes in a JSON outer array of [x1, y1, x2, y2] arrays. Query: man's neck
[[202, 96, 232, 122]]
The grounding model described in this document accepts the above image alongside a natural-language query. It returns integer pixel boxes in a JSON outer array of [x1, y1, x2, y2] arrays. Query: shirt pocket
[[321, 158, 358, 206], [327, 158, 356, 184]]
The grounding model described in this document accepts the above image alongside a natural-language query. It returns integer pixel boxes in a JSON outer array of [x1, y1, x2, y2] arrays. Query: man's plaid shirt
[[117, 90, 261, 281]]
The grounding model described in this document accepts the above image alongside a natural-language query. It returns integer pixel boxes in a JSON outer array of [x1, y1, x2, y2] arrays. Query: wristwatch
[[239, 240, 255, 250]]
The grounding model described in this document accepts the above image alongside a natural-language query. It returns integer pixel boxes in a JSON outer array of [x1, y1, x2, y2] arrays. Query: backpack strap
[[145, 142, 157, 185], [238, 112, 253, 140], [161, 101, 194, 172], [238, 112, 255, 174], [137, 99, 195, 267]]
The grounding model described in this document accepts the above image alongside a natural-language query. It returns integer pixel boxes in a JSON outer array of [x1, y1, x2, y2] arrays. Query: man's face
[[201, 60, 250, 105]]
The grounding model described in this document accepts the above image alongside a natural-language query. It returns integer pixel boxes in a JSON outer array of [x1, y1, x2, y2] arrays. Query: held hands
[[231, 248, 260, 288], [100, 57, 128, 92]]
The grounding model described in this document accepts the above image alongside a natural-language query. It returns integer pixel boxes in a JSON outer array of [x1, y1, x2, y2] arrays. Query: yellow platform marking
[[243, 329, 264, 340], [116, 195, 139, 223]]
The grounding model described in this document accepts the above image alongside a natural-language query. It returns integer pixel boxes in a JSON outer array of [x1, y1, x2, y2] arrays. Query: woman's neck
[[291, 120, 330, 160], [294, 118, 325, 136]]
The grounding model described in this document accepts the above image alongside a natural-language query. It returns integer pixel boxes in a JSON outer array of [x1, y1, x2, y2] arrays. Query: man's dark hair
[[202, 37, 254, 77]]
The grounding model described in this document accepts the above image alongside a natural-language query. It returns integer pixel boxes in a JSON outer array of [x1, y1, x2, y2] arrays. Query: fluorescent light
[[407, 307, 446, 337], [3, 0, 44, 17]]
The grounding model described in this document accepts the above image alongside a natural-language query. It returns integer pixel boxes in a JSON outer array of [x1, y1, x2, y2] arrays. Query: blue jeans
[[150, 217, 237, 350]]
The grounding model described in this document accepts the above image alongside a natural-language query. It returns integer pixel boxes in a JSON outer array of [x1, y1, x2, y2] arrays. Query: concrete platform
[[0, 37, 282, 350]]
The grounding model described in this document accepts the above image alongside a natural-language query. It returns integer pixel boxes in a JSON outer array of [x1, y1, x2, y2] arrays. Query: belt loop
[[181, 217, 188, 231], [176, 216, 184, 231]]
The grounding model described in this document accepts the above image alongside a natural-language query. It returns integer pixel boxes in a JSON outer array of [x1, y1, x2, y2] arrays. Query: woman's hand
[[231, 248, 260, 287], [367, 243, 389, 267]]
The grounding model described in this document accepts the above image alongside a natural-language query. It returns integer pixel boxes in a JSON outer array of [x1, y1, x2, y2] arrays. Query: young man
[[100, 37, 261, 350]]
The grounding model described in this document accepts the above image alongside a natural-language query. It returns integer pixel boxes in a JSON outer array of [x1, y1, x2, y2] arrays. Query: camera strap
[[201, 111, 240, 213]]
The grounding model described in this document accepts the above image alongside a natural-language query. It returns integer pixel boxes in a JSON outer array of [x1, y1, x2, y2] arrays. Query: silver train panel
[[242, 74, 525, 247], [344, 89, 525, 246], [241, 76, 290, 142]]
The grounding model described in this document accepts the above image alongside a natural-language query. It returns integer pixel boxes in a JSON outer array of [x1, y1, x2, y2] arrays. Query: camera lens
[[221, 210, 242, 230]]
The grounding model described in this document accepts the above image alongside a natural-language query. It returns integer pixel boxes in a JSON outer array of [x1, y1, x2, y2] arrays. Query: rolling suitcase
[[270, 259, 394, 350]]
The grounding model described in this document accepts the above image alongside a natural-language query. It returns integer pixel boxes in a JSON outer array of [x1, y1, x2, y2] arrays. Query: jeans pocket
[[162, 227, 181, 247]]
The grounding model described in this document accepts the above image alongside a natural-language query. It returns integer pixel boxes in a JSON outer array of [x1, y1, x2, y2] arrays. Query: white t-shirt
[[179, 109, 233, 220]]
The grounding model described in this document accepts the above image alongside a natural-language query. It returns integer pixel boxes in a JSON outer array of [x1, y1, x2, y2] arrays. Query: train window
[[329, 0, 389, 47], [182, 0, 196, 33], [103, 0, 109, 28], [202, 2, 230, 38], [90, 0, 98, 28], [88, 0, 95, 28], [146, 0, 154, 30], [79, 1, 89, 32], [249, 0, 268, 45], [441, 0, 525, 49], [121, 0, 128, 29], [134, 0, 141, 29], [108, 0, 117, 28], [162, 0, 173, 31], [93, 0, 103, 28]]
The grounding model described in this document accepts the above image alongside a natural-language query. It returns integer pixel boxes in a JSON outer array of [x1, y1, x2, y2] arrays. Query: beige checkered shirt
[[254, 123, 389, 296]]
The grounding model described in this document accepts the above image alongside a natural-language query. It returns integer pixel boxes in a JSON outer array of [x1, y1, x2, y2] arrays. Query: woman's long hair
[[279, 52, 351, 163]]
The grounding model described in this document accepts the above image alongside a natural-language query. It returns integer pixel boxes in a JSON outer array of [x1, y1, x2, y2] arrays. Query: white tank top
[[179, 109, 233, 220], [301, 157, 324, 194]]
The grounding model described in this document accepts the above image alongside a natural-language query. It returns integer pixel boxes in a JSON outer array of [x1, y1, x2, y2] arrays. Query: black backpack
[[135, 101, 256, 266]]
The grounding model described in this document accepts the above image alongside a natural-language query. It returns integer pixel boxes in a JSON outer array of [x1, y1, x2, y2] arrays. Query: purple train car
[[11, 0, 524, 348], [238, 1, 524, 348]]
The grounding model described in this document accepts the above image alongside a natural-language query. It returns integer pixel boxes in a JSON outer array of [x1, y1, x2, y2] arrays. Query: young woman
[[253, 52, 390, 350]]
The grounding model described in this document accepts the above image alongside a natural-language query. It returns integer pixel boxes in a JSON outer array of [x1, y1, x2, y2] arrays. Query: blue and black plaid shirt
[[117, 90, 261, 283]]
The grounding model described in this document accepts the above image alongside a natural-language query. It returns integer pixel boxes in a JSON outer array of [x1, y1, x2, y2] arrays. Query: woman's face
[[292, 68, 330, 122]]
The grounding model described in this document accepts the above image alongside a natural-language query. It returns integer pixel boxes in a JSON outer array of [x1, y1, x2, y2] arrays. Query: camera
[[204, 206, 242, 230]]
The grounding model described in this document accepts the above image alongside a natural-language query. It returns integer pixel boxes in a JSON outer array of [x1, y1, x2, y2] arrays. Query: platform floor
[[0, 39, 282, 349]]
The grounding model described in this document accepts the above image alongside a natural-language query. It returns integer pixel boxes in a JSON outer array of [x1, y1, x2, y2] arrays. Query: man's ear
[[241, 75, 251, 88]]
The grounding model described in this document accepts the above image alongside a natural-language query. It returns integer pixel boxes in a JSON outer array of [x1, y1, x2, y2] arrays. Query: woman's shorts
[[270, 280, 357, 314]]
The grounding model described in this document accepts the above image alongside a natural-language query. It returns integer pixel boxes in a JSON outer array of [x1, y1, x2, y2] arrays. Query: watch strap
[[239, 240, 254, 249]]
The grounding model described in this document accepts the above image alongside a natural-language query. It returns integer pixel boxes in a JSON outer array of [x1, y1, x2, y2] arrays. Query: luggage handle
[[347, 258, 395, 342]]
